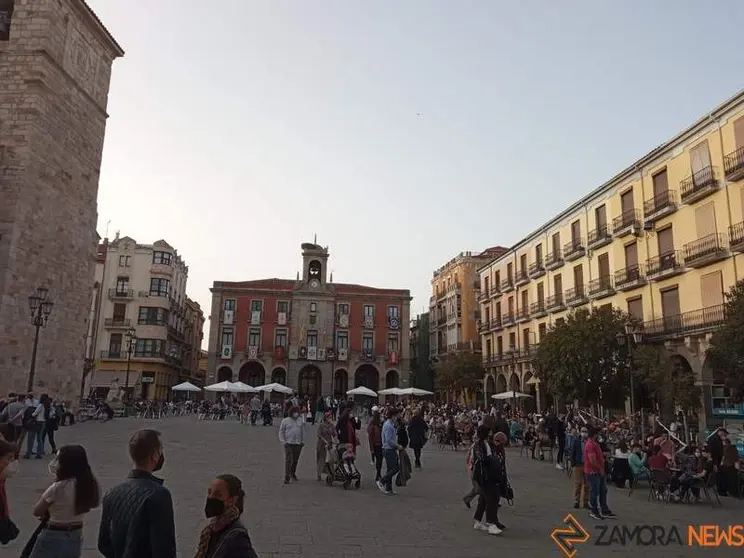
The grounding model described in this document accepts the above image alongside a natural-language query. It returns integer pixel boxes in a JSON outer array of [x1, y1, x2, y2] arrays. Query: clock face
[[310, 279, 320, 289]]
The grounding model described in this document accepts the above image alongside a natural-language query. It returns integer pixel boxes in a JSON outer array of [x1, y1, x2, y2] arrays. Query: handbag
[[0, 491, 19, 545]]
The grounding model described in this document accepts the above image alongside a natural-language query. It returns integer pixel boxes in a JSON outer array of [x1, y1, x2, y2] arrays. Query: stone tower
[[0, 1, 123, 400]]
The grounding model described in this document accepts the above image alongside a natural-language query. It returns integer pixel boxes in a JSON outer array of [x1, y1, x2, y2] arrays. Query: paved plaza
[[5, 417, 742, 557]]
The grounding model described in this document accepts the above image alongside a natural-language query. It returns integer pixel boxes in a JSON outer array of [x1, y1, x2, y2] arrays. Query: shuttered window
[[624, 242, 638, 267], [598, 253, 610, 278], [652, 169, 669, 197], [661, 287, 681, 318], [621, 189, 634, 212], [690, 141, 711, 175], [595, 205, 607, 229], [694, 202, 717, 237], [700, 271, 724, 308], [657, 227, 674, 254], [537, 282, 544, 303], [734, 116, 744, 149], [573, 264, 583, 288], [627, 297, 643, 321], [571, 220, 581, 241]]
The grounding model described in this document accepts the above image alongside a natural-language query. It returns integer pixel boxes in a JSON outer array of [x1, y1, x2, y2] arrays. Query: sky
[[87, 0, 744, 348]]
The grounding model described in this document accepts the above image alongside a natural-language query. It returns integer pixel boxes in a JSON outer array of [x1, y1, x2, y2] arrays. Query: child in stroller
[[325, 443, 361, 489]]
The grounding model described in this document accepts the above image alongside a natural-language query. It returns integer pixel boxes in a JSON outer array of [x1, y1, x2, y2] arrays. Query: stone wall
[[0, 0, 122, 402]]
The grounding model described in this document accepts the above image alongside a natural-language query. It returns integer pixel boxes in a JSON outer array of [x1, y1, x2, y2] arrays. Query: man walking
[[98, 429, 176, 558], [569, 426, 589, 509], [376, 408, 401, 495], [279, 406, 304, 484], [583, 425, 615, 520], [249, 394, 261, 426]]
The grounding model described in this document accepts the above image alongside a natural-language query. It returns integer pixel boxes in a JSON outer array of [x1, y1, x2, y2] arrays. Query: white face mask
[[48, 458, 59, 477], [2, 459, 19, 479], [291, 413, 299, 419]]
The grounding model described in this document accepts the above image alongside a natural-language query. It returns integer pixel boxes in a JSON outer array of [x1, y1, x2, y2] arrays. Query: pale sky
[[88, 0, 744, 347]]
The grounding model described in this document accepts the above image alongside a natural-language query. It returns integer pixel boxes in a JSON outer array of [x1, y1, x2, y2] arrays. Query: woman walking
[[29, 444, 100, 557], [367, 409, 383, 482], [195, 474, 258, 558], [316, 411, 337, 481], [407, 410, 429, 469], [471, 425, 504, 536]]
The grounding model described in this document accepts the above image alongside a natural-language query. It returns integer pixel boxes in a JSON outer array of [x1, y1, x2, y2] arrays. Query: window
[[306, 330, 318, 347], [275, 329, 288, 348], [310, 302, 317, 313], [108, 333, 123, 357], [387, 333, 399, 353], [496, 336, 503, 356], [336, 331, 349, 349], [138, 307, 168, 325], [309, 315, 317, 325], [118, 255, 131, 267], [250, 300, 263, 312], [277, 300, 289, 314], [150, 278, 170, 296], [115, 277, 129, 294], [387, 305, 400, 319], [224, 299, 236, 311], [152, 251, 173, 265], [538, 323, 547, 341], [337, 303, 349, 315], [508, 332, 516, 350], [627, 297, 643, 321], [363, 305, 374, 317], [221, 328, 234, 347], [112, 303, 126, 321], [134, 339, 164, 357], [248, 328, 261, 347], [362, 332, 374, 351]]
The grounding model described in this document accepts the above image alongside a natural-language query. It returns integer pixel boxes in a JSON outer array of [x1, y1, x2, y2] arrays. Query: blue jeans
[[30, 528, 83, 558], [587, 473, 610, 515], [25, 428, 42, 457], [381, 449, 399, 491]]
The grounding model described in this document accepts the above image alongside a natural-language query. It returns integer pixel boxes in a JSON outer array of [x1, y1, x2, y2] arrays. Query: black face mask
[[204, 497, 225, 518], [154, 453, 165, 472]]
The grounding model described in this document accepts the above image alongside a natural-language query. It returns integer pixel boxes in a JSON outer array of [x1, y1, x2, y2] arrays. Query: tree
[[633, 345, 701, 420], [535, 306, 633, 408], [706, 280, 744, 402], [435, 351, 484, 402]]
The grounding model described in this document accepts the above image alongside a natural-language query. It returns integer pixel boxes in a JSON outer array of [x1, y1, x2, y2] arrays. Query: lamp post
[[27, 286, 54, 392], [616, 323, 644, 440], [124, 327, 137, 401]]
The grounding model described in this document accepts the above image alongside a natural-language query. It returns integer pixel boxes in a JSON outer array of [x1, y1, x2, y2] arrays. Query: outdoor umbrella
[[378, 387, 404, 396], [491, 390, 533, 400], [255, 382, 293, 395], [398, 387, 434, 397], [204, 381, 237, 392], [171, 381, 201, 392], [230, 381, 258, 393], [346, 386, 377, 397]]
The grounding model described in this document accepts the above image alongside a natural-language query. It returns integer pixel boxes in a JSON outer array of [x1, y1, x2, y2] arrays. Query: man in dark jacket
[[98, 429, 176, 558]]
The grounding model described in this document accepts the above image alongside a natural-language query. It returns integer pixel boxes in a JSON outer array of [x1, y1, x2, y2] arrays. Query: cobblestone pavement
[[5, 417, 743, 557]]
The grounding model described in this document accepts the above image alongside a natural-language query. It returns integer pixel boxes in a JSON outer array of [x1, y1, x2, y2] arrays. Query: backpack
[[22, 407, 39, 431]]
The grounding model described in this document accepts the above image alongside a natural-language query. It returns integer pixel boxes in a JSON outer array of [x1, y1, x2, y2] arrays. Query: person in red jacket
[[583, 425, 616, 520]]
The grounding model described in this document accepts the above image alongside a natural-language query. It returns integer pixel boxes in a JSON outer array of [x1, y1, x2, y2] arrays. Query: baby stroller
[[325, 443, 361, 490]]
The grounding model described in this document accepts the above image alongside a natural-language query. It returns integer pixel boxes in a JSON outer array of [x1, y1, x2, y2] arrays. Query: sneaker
[[473, 520, 485, 531], [376, 480, 387, 494], [487, 524, 503, 536], [589, 511, 604, 521], [602, 511, 617, 519], [495, 522, 506, 530], [556, 463, 564, 470]]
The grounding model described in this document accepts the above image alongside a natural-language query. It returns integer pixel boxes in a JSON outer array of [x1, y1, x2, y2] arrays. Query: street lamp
[[616, 323, 644, 439], [124, 327, 137, 401], [27, 286, 54, 392]]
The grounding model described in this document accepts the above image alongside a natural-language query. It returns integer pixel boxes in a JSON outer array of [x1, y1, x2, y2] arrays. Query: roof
[[76, 0, 124, 57], [212, 278, 410, 298], [478, 88, 744, 273]]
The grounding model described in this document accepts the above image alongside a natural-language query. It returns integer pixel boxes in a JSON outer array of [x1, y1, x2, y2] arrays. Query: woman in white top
[[29, 445, 100, 558]]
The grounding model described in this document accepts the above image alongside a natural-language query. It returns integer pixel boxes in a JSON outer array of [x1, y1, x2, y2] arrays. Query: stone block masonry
[[0, 0, 123, 402]]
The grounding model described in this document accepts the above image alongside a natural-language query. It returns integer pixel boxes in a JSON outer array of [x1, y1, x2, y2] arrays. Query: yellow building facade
[[479, 90, 744, 424]]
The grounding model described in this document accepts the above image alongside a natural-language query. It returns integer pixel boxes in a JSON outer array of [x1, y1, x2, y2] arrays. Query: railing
[[563, 238, 585, 257], [515, 269, 529, 283], [680, 166, 718, 201], [478, 288, 490, 302], [643, 304, 725, 338], [647, 250, 683, 276], [501, 278, 514, 291], [502, 311, 515, 325], [612, 208, 640, 232], [516, 307, 530, 321], [588, 276, 614, 296], [588, 225, 611, 246], [530, 301, 546, 315], [565, 285, 586, 304], [683, 233, 727, 264], [478, 321, 490, 334], [490, 316, 502, 330], [167, 325, 186, 339], [614, 265, 645, 288], [108, 288, 134, 299], [545, 250, 563, 267], [437, 315, 447, 326], [724, 146, 744, 179], [104, 318, 131, 328], [643, 190, 678, 217], [528, 260, 544, 276], [546, 294, 564, 309], [100, 351, 124, 359], [451, 341, 482, 352], [729, 222, 744, 247]]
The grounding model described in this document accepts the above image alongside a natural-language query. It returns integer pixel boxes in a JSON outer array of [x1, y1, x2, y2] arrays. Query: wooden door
[[573, 264, 583, 289], [700, 271, 724, 308], [554, 274, 563, 300], [627, 297, 643, 321], [621, 190, 634, 213], [661, 287, 681, 330], [552, 232, 560, 253], [652, 169, 668, 198], [624, 242, 638, 267], [571, 220, 581, 242], [537, 282, 544, 303], [595, 205, 607, 230], [598, 253, 610, 279], [657, 227, 674, 255], [535, 243, 543, 262]]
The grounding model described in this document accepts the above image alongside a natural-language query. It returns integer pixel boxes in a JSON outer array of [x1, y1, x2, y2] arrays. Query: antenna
[[104, 220, 111, 239], [314, 233, 317, 244]]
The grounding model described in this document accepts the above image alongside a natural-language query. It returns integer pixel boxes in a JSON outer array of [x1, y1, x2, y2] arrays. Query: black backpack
[[22, 406, 39, 431]]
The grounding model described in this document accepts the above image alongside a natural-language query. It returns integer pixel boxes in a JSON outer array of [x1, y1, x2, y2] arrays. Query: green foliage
[[706, 280, 744, 401], [435, 351, 484, 399], [633, 345, 701, 414]]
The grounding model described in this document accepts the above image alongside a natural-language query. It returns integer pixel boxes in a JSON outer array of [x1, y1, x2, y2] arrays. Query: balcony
[[491, 285, 502, 299], [565, 285, 588, 307], [729, 222, 744, 252], [515, 307, 530, 323], [530, 300, 547, 318], [683, 233, 728, 268], [501, 277, 515, 293], [437, 315, 447, 326], [643, 190, 679, 223], [612, 208, 641, 237], [564, 238, 586, 262], [680, 166, 719, 205], [515, 269, 530, 287], [614, 265, 647, 291], [545, 250, 564, 271], [490, 316, 503, 332], [646, 250, 685, 281], [437, 290, 447, 301], [502, 311, 515, 327], [724, 146, 744, 182], [167, 325, 186, 340], [588, 276, 615, 300], [104, 318, 131, 329], [546, 294, 565, 313], [477, 289, 490, 303], [477, 320, 490, 334], [528, 260, 545, 279], [100, 351, 124, 360], [587, 225, 612, 250], [643, 304, 725, 340], [108, 288, 134, 300]]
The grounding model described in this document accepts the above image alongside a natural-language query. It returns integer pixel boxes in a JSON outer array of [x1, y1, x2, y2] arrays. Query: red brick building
[[206, 243, 412, 399]]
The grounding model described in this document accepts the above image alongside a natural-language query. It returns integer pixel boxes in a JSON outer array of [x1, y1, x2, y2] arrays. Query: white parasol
[[346, 386, 378, 397], [229, 381, 258, 393], [204, 381, 238, 392], [399, 387, 434, 397], [171, 381, 202, 392], [255, 382, 293, 395], [491, 390, 533, 400], [378, 387, 404, 395]]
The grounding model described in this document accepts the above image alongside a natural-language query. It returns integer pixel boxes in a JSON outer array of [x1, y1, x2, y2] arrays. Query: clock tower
[[300, 241, 329, 289]]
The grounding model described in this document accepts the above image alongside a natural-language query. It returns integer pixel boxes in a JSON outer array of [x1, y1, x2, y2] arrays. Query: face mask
[[154, 453, 165, 472], [1, 459, 19, 479], [580, 432, 588, 439], [48, 458, 59, 477], [204, 497, 225, 518], [291, 413, 299, 419]]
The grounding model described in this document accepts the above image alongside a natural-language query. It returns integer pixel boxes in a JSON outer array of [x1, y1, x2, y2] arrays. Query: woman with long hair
[[194, 474, 258, 558], [471, 425, 504, 536], [30, 444, 100, 557], [367, 409, 383, 481]]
